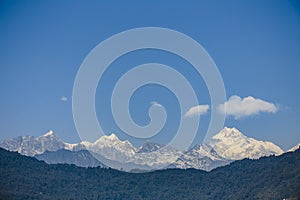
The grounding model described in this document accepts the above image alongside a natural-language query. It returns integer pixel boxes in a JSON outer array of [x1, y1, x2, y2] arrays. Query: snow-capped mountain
[[170, 155, 230, 171], [170, 144, 231, 171], [288, 143, 300, 152], [171, 127, 284, 170], [207, 127, 284, 160], [133, 145, 181, 167], [81, 135, 180, 168], [0, 130, 66, 156], [81, 133, 137, 163], [0, 127, 286, 171]]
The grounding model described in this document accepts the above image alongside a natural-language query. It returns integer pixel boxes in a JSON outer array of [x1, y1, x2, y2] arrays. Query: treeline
[[0, 148, 299, 200]]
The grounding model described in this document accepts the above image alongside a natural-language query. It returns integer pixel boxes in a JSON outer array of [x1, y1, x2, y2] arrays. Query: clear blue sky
[[0, 0, 299, 150]]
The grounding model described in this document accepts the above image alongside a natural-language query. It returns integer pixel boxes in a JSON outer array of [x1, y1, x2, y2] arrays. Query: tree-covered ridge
[[0, 148, 299, 200]]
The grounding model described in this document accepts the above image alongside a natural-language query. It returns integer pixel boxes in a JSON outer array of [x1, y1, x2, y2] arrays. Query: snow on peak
[[96, 133, 121, 143], [0, 127, 290, 171], [89, 133, 137, 163], [0, 130, 66, 156], [43, 130, 55, 137], [288, 143, 300, 152], [106, 133, 118, 140], [213, 127, 243, 139], [209, 127, 283, 160]]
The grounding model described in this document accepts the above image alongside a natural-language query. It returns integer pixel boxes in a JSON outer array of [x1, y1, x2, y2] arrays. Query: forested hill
[[0, 148, 299, 200]]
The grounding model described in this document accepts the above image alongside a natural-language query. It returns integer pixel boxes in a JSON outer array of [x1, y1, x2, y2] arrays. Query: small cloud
[[218, 95, 278, 119], [185, 104, 209, 117], [150, 101, 163, 108], [60, 96, 68, 102]]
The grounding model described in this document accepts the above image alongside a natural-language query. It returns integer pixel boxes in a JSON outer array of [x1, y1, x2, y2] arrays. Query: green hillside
[[0, 148, 299, 200]]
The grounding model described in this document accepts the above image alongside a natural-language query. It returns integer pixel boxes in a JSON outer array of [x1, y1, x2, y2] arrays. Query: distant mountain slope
[[170, 145, 231, 171], [137, 141, 164, 153], [35, 149, 107, 168], [0, 148, 299, 200]]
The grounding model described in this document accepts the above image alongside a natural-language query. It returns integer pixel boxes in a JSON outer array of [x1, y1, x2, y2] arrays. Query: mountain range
[[1, 127, 296, 172]]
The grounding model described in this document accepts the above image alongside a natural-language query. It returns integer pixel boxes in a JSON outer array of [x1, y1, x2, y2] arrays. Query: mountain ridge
[[35, 149, 107, 168], [0, 127, 286, 171]]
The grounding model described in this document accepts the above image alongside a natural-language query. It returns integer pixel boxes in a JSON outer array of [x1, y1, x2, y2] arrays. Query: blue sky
[[0, 0, 300, 150]]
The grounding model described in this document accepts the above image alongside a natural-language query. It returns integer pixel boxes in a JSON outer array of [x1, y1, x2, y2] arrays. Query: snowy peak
[[172, 127, 284, 170], [213, 127, 243, 139], [288, 143, 300, 152], [87, 133, 137, 163], [208, 127, 284, 160], [95, 133, 122, 143], [42, 130, 55, 137], [0, 130, 65, 156], [105, 133, 119, 140], [94, 133, 136, 151], [94, 134, 134, 149], [0, 127, 291, 171], [38, 130, 63, 142]]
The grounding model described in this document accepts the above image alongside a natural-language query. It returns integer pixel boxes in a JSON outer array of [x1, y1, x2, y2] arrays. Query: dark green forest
[[0, 148, 299, 200]]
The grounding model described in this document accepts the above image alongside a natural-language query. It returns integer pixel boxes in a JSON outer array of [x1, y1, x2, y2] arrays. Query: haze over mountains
[[0, 127, 295, 171]]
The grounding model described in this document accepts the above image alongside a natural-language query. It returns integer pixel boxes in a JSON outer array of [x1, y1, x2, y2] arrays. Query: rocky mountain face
[[0, 130, 65, 156], [137, 141, 163, 153], [170, 144, 231, 171], [35, 149, 107, 168], [0, 127, 285, 171]]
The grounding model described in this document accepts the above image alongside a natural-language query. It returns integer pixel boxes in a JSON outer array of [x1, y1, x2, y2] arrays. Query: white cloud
[[150, 101, 163, 108], [185, 104, 209, 117], [218, 95, 278, 119], [60, 96, 68, 102]]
